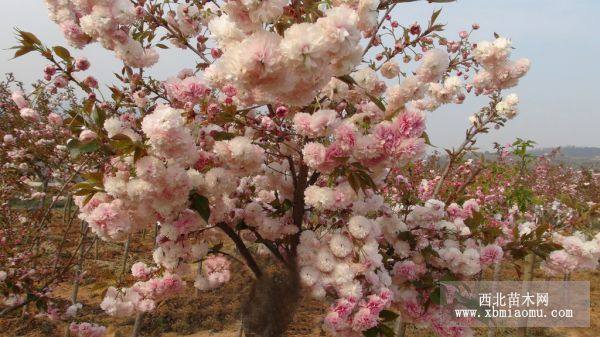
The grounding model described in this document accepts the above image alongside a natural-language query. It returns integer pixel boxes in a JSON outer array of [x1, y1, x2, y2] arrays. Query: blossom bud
[[211, 48, 222, 58], [44, 65, 57, 76], [410, 23, 421, 35], [222, 85, 237, 97], [54, 76, 68, 88], [75, 57, 90, 71], [20, 108, 40, 122], [3, 134, 16, 144], [79, 129, 98, 143], [48, 113, 63, 126], [83, 76, 98, 88], [275, 106, 288, 117], [207, 103, 220, 115], [11, 90, 28, 109]]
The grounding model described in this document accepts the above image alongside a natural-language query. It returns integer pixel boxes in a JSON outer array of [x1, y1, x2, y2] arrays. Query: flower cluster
[[495, 93, 519, 119], [8, 1, 565, 337], [385, 49, 460, 114], [164, 72, 212, 109], [297, 221, 393, 334], [100, 272, 185, 314], [297, 106, 427, 177], [206, 5, 366, 106], [472, 37, 530, 93], [71, 106, 225, 316], [542, 232, 600, 275], [194, 254, 232, 290], [69, 322, 107, 337], [44, 0, 158, 67], [295, 198, 507, 336]]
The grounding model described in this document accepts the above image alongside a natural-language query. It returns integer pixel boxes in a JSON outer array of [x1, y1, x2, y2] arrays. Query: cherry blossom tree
[[9, 1, 597, 337]]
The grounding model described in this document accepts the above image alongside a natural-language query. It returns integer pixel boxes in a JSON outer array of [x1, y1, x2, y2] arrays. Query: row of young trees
[[1, 0, 599, 337]]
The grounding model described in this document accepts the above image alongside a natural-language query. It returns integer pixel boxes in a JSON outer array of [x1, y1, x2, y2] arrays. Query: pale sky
[[1, 0, 598, 150]]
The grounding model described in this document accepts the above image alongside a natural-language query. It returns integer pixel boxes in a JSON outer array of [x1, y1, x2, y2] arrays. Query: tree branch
[[216, 222, 262, 278]]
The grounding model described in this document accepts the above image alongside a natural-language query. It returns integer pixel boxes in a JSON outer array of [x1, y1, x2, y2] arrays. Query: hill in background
[[461, 146, 600, 169], [530, 146, 600, 168]]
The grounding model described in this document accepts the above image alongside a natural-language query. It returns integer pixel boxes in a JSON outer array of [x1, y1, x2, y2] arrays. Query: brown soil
[[1, 233, 598, 337]]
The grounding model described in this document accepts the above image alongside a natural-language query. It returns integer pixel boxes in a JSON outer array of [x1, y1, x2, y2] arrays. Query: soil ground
[[2, 229, 598, 337]]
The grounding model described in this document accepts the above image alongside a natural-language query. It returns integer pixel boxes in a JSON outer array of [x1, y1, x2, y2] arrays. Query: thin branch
[[363, 3, 397, 56]]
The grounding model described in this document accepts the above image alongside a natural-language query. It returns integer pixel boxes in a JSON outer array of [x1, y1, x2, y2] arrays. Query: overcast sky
[[1, 0, 598, 150]]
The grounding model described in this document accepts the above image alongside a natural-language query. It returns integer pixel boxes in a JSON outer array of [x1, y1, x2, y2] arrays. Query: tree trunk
[[241, 267, 301, 337], [394, 316, 407, 337], [71, 222, 88, 304], [487, 262, 501, 337], [131, 312, 144, 337], [516, 253, 536, 337], [119, 234, 132, 283]]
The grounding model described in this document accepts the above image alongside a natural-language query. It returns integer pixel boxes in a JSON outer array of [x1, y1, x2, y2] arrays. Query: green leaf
[[111, 134, 133, 142], [363, 327, 380, 337], [421, 132, 435, 147], [403, 28, 410, 44], [66, 138, 82, 158], [72, 182, 95, 190], [348, 171, 361, 193], [190, 193, 211, 222], [66, 138, 99, 159], [133, 146, 146, 162], [464, 211, 484, 231], [91, 106, 106, 127], [52, 46, 72, 62], [13, 46, 35, 59], [212, 131, 236, 141], [83, 99, 94, 113], [430, 286, 446, 305], [81, 172, 104, 184], [379, 310, 399, 322], [110, 134, 135, 153], [430, 8, 442, 25], [430, 24, 445, 32], [16, 30, 42, 46], [79, 140, 100, 153], [379, 324, 395, 337], [357, 170, 376, 190]]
